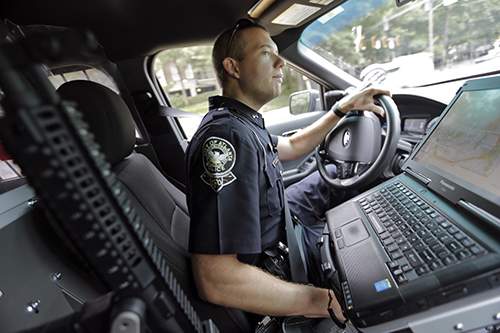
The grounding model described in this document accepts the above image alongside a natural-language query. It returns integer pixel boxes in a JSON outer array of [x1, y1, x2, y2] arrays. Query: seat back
[[57, 80, 252, 332]]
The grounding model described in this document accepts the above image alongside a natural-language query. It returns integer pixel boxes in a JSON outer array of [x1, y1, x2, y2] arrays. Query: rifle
[[0, 27, 218, 333]]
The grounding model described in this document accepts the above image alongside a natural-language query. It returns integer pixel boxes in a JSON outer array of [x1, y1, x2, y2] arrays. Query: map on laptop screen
[[413, 89, 500, 199]]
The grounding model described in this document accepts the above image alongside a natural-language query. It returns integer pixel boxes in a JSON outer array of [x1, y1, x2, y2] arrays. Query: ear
[[222, 57, 240, 80]]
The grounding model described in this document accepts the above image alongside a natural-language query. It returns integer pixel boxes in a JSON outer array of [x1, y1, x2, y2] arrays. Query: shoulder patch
[[200, 137, 237, 192]]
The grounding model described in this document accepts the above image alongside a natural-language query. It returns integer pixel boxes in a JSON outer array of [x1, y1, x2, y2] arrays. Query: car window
[[154, 45, 320, 139], [301, 0, 500, 89]]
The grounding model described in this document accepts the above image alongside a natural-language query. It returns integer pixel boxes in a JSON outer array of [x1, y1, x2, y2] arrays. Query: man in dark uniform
[[186, 19, 390, 321]]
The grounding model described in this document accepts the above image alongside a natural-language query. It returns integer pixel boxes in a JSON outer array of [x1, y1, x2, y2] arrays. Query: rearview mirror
[[289, 90, 320, 115]]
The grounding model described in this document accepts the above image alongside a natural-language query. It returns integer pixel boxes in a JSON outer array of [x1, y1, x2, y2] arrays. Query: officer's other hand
[[338, 86, 391, 117]]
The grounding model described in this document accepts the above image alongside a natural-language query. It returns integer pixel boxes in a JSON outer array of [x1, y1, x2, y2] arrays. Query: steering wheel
[[315, 95, 401, 189]]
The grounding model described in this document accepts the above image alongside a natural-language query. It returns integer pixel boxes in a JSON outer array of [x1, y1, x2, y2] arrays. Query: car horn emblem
[[342, 129, 351, 147]]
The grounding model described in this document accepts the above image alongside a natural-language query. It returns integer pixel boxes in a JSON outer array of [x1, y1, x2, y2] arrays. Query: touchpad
[[341, 218, 370, 247]]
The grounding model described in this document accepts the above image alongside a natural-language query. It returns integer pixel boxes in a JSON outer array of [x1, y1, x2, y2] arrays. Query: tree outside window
[[154, 45, 319, 138]]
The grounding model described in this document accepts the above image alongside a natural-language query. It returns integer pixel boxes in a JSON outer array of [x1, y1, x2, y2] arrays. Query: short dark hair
[[212, 19, 266, 86]]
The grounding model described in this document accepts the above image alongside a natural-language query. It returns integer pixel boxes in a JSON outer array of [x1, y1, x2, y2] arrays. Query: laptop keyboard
[[358, 181, 487, 285]]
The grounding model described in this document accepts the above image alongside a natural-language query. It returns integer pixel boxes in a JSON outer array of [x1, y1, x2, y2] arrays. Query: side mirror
[[289, 89, 320, 115]]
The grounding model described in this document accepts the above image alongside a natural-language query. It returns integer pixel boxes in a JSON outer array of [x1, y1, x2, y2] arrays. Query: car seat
[[57, 80, 253, 333]]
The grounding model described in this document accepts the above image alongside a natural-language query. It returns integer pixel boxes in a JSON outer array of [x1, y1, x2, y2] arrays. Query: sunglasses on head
[[224, 18, 257, 60]]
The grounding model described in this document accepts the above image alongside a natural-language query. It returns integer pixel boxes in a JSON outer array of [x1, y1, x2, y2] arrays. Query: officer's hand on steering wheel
[[336, 86, 392, 117], [317, 85, 400, 189]]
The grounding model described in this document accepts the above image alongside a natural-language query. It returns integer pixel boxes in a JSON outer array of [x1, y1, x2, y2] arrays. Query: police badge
[[201, 137, 237, 192]]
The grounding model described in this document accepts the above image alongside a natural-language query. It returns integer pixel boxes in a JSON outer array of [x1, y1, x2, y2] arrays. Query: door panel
[[266, 110, 326, 186]]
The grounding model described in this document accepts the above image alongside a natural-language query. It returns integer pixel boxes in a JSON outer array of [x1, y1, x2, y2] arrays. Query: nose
[[273, 52, 285, 68]]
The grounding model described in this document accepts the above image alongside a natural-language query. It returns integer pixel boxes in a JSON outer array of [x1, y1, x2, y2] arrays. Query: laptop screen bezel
[[403, 75, 500, 218]]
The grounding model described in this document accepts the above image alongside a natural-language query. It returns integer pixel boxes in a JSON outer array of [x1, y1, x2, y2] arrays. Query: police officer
[[186, 19, 390, 322]]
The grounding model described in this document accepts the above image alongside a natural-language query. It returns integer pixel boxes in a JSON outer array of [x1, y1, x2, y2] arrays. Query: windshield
[[301, 0, 500, 88]]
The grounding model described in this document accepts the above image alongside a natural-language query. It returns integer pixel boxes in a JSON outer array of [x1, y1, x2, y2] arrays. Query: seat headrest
[[57, 80, 135, 165]]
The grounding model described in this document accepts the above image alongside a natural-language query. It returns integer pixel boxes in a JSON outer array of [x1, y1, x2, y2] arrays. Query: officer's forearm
[[191, 254, 344, 318], [278, 110, 342, 161]]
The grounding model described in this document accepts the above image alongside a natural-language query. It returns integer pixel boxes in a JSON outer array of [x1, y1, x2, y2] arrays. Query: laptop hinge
[[457, 200, 500, 231], [405, 167, 431, 185]]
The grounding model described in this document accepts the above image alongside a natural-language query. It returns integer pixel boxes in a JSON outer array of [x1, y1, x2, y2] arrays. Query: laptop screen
[[412, 88, 500, 203]]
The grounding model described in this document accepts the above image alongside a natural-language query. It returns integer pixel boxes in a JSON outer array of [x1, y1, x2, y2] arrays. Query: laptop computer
[[322, 75, 500, 328]]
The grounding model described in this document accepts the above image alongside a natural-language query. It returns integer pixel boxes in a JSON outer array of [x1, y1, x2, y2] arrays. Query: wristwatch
[[331, 101, 346, 118]]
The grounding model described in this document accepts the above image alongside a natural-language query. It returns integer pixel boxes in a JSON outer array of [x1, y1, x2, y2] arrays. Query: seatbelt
[[286, 199, 348, 329], [226, 111, 310, 284], [284, 199, 309, 284]]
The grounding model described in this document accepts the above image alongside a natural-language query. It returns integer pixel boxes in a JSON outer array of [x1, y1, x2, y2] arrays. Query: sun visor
[[254, 0, 344, 37]]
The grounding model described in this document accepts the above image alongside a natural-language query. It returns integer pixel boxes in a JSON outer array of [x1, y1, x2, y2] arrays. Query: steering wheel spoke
[[333, 160, 357, 179], [334, 160, 353, 179]]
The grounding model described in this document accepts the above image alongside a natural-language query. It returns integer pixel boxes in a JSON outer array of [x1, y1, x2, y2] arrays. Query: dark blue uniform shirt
[[186, 96, 286, 265]]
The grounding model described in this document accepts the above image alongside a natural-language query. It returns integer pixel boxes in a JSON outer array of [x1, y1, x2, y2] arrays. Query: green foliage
[[260, 95, 290, 113], [155, 44, 317, 114], [168, 94, 188, 108], [156, 45, 213, 88], [169, 91, 218, 110], [184, 101, 210, 115]]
